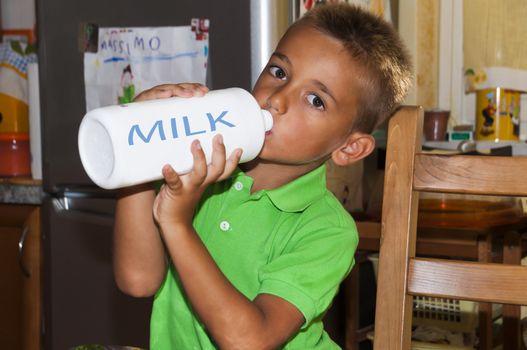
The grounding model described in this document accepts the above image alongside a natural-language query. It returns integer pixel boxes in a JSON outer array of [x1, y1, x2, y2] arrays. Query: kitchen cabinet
[[1, 178, 153, 350], [0, 203, 41, 350], [41, 195, 152, 349]]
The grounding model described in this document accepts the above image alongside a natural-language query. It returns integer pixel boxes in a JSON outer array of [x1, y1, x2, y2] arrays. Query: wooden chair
[[372, 106, 527, 350], [349, 214, 527, 350]]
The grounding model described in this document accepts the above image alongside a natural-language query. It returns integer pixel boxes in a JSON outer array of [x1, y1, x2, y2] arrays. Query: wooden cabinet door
[[0, 204, 41, 350]]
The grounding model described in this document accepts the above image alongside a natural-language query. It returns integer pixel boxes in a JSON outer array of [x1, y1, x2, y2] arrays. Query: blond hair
[[297, 3, 412, 132]]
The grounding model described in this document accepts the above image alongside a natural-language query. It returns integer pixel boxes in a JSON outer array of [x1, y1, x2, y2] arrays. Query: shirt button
[[219, 221, 230, 231], [233, 181, 243, 191]]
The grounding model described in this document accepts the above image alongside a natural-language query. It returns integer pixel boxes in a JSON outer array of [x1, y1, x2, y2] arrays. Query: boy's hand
[[134, 83, 209, 102], [117, 83, 208, 196], [153, 134, 242, 231]]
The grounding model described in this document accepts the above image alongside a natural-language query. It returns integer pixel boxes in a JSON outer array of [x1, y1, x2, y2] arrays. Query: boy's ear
[[331, 132, 376, 166]]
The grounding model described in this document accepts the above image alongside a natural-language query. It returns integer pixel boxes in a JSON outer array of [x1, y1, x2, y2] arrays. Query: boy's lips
[[265, 130, 272, 136]]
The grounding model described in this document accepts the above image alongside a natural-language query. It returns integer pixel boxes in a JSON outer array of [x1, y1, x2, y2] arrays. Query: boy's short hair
[[297, 3, 412, 133]]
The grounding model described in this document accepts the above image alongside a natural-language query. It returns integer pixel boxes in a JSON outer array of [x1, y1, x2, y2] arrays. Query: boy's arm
[[113, 184, 167, 297], [162, 223, 304, 349], [155, 138, 304, 349], [113, 83, 210, 297]]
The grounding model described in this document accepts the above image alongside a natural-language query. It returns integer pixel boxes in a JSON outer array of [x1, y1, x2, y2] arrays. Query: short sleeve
[[257, 206, 358, 326]]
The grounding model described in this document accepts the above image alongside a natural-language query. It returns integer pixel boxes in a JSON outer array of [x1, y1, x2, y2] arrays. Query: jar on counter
[[475, 87, 522, 141], [0, 133, 31, 177]]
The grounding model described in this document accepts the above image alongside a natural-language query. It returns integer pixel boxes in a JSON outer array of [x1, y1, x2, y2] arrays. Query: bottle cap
[[262, 110, 273, 131]]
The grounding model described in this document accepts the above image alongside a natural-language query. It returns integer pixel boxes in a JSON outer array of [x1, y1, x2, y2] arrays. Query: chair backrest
[[372, 106, 527, 350]]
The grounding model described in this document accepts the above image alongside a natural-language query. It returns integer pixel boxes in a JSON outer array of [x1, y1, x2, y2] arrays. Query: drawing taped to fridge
[[84, 19, 209, 111]]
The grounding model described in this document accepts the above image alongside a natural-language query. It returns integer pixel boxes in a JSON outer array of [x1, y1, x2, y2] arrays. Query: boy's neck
[[240, 160, 325, 193]]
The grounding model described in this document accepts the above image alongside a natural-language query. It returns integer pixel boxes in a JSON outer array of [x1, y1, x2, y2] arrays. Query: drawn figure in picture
[[480, 92, 496, 136], [118, 64, 135, 104]]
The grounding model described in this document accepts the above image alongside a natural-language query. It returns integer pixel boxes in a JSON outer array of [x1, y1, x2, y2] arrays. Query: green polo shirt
[[150, 164, 358, 349]]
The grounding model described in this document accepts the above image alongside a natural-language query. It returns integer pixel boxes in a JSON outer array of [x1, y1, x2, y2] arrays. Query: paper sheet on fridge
[[84, 22, 209, 111]]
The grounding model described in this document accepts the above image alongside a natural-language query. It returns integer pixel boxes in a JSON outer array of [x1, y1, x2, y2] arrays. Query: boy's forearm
[[113, 184, 167, 297], [161, 223, 289, 349]]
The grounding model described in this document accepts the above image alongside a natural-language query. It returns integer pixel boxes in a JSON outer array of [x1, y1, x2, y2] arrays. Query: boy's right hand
[[134, 83, 209, 102], [153, 135, 242, 231], [136, 83, 242, 230]]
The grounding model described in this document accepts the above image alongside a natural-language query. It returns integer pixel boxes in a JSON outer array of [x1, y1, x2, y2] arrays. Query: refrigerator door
[[36, 0, 251, 192], [42, 194, 152, 349], [250, 0, 296, 86]]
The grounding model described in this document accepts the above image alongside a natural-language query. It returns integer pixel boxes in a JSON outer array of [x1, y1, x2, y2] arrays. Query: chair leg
[[345, 262, 360, 350], [478, 234, 494, 350], [502, 231, 522, 350], [345, 251, 372, 350]]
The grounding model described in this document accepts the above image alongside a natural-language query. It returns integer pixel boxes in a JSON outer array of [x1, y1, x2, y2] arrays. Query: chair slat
[[374, 106, 423, 350], [408, 258, 527, 305], [414, 154, 527, 196]]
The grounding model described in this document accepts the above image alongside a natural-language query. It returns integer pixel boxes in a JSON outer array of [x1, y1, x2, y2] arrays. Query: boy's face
[[252, 23, 368, 167]]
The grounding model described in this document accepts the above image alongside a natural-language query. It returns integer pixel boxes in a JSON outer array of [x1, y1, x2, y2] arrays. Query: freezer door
[[42, 195, 152, 349], [36, 0, 251, 192]]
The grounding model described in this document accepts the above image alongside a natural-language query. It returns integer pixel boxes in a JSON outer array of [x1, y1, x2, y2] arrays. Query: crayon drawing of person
[[118, 64, 135, 104]]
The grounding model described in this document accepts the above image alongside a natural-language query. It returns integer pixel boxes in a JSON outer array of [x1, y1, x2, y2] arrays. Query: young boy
[[113, 3, 411, 349]]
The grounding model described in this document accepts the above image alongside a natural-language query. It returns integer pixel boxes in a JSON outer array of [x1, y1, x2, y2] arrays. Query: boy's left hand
[[153, 134, 242, 231]]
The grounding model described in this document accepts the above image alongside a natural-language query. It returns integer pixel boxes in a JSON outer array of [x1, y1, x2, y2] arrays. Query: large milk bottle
[[78, 87, 273, 190]]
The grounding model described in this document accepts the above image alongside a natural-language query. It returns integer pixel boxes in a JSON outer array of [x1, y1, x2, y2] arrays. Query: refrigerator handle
[[18, 225, 31, 278]]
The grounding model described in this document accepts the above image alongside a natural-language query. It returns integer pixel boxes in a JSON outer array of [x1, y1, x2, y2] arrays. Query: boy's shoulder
[[306, 187, 357, 228]]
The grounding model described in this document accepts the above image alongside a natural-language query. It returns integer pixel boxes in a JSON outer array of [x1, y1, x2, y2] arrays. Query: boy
[[113, 3, 411, 349]]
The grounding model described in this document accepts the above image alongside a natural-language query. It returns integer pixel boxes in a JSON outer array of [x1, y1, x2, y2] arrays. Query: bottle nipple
[[261, 109, 273, 131]]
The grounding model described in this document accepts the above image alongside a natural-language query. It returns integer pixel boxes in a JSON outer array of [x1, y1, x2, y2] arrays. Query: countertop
[[0, 177, 43, 205], [423, 140, 527, 155]]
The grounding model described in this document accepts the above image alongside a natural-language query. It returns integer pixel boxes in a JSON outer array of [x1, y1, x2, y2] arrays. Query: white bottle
[[78, 87, 273, 190]]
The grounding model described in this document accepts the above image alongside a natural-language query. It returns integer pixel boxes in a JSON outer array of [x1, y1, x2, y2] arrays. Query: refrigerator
[[36, 0, 296, 348]]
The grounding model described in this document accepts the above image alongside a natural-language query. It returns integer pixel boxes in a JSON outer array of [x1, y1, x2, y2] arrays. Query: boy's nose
[[266, 87, 289, 115]]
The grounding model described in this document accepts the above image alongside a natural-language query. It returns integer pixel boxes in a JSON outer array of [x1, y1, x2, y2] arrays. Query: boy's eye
[[269, 66, 286, 80], [307, 94, 325, 110]]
